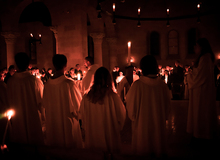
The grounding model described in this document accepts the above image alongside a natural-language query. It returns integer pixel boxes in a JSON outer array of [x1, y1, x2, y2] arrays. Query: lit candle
[[113, 3, 115, 12], [138, 7, 141, 15], [165, 75, 168, 84], [197, 4, 200, 10], [128, 41, 131, 65], [77, 73, 81, 80], [30, 33, 33, 37], [167, 9, 169, 15], [39, 34, 41, 38]]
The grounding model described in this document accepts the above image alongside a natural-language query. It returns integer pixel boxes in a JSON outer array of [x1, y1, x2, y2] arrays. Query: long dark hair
[[87, 67, 113, 104], [194, 38, 215, 68]]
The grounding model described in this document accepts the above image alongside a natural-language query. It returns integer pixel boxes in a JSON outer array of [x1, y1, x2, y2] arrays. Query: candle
[[165, 75, 168, 84], [128, 41, 131, 65], [113, 3, 115, 12], [39, 34, 41, 38], [197, 4, 200, 10], [77, 73, 81, 80], [167, 9, 169, 15], [138, 7, 141, 15], [30, 33, 33, 37]]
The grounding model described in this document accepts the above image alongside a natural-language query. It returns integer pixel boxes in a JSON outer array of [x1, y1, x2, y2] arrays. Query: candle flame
[[128, 41, 131, 47], [39, 34, 41, 37], [5, 109, 15, 120], [197, 4, 200, 9], [138, 8, 141, 15], [113, 3, 115, 12], [30, 33, 33, 37]]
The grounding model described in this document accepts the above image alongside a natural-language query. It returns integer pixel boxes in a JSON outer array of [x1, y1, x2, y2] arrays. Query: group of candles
[[112, 3, 201, 16], [30, 33, 41, 38]]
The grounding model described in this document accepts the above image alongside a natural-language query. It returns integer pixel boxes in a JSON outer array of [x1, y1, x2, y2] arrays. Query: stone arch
[[19, 2, 52, 26]]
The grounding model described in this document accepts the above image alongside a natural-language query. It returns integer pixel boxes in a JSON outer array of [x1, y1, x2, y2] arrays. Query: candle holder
[[137, 15, 141, 27], [30, 33, 42, 44], [97, 11, 102, 19], [112, 12, 116, 24]]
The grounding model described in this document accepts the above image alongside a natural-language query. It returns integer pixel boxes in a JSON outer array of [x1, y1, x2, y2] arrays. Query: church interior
[[0, 0, 220, 159]]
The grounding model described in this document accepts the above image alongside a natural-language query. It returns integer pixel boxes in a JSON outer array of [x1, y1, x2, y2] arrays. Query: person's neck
[[52, 70, 64, 79]]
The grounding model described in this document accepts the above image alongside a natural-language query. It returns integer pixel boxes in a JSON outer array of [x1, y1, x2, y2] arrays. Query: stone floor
[[1, 100, 220, 160]]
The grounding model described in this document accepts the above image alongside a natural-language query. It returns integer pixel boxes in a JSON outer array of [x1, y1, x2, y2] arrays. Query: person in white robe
[[7, 52, 44, 145], [80, 67, 126, 153], [43, 54, 83, 148], [126, 55, 171, 157], [81, 57, 100, 95], [187, 38, 217, 139]]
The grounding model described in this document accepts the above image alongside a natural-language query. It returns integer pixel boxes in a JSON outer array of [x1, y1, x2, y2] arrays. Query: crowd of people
[[0, 38, 218, 158]]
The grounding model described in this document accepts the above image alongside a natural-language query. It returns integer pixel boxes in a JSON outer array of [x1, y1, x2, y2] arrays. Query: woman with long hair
[[79, 67, 126, 153], [187, 38, 217, 141]]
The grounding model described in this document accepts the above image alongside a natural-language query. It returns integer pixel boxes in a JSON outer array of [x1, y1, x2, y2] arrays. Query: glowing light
[[113, 3, 115, 12], [128, 41, 131, 48], [138, 8, 141, 15], [30, 33, 33, 37], [77, 73, 81, 80], [217, 54, 220, 59], [39, 34, 41, 37], [51, 74, 54, 76], [167, 9, 169, 15], [130, 57, 134, 63], [197, 4, 200, 9], [165, 75, 168, 84], [5, 109, 15, 120]]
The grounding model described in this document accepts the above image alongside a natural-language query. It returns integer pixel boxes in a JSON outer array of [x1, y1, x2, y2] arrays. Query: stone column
[[89, 33, 105, 66], [50, 26, 58, 54], [106, 37, 118, 71], [1, 31, 20, 68]]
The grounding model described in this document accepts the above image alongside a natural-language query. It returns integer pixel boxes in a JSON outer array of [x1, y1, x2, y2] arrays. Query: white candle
[[165, 75, 168, 84], [113, 3, 115, 12], [167, 9, 169, 15], [77, 73, 81, 80], [138, 8, 141, 15], [128, 41, 131, 65], [30, 33, 33, 37]]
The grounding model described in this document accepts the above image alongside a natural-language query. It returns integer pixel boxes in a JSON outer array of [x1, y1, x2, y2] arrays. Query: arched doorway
[[18, 2, 55, 69]]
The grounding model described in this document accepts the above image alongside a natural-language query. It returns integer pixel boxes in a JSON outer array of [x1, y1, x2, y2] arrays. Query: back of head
[[85, 56, 94, 65], [52, 54, 67, 71], [140, 55, 158, 76], [87, 67, 113, 104], [15, 52, 30, 71], [8, 65, 15, 71]]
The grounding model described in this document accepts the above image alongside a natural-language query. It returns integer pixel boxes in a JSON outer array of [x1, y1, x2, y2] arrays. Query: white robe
[[0, 81, 8, 112], [187, 53, 217, 139], [126, 76, 171, 157], [80, 91, 126, 153], [7, 71, 44, 145], [81, 64, 100, 94], [43, 75, 83, 148]]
